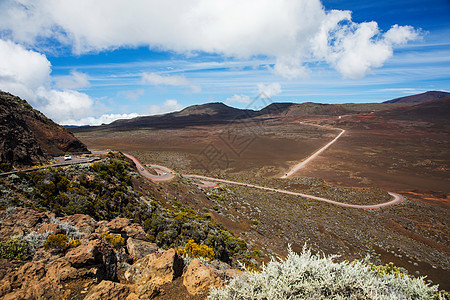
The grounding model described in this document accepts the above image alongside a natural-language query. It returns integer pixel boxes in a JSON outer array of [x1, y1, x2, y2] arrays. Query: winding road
[[184, 174, 404, 209], [122, 125, 404, 210]]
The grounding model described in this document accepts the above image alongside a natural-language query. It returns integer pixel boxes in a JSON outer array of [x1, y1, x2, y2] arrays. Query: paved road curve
[[123, 153, 175, 182]]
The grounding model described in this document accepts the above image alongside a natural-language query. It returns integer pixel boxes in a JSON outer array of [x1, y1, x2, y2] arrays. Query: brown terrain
[[0, 91, 89, 169], [73, 94, 450, 290]]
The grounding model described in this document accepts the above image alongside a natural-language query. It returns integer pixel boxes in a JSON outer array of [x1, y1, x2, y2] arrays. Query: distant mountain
[[0, 91, 89, 167], [284, 102, 348, 117], [383, 91, 450, 104], [376, 96, 450, 122], [75, 101, 355, 132], [103, 102, 256, 130]]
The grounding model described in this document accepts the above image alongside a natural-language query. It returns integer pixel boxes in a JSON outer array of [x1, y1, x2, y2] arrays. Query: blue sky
[[0, 0, 449, 125]]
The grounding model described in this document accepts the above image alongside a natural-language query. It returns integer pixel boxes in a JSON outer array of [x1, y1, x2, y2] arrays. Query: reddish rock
[[224, 268, 244, 278], [106, 218, 131, 232], [125, 248, 184, 286], [61, 214, 96, 234], [0, 207, 54, 240], [136, 281, 160, 299], [65, 238, 117, 282], [123, 224, 147, 240], [127, 238, 158, 261], [37, 223, 62, 235], [183, 259, 224, 295], [84, 280, 130, 300]]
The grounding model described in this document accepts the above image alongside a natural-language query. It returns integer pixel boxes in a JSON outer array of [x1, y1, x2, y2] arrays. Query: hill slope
[[0, 91, 88, 167], [376, 96, 450, 122], [383, 91, 450, 104]]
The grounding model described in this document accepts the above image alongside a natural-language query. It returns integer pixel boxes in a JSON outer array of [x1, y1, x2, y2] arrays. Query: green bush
[[0, 237, 29, 260]]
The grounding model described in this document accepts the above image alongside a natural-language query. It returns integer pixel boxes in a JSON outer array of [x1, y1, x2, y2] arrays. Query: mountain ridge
[[383, 91, 450, 104], [0, 91, 89, 168]]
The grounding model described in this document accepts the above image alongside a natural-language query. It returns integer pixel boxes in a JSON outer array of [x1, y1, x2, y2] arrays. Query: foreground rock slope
[[0, 207, 241, 299]]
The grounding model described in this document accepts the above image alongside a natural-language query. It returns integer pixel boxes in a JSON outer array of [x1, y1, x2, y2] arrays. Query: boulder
[[224, 268, 244, 279], [65, 238, 117, 282], [183, 259, 224, 295], [84, 280, 130, 300], [97, 218, 147, 240], [125, 248, 184, 286], [127, 238, 158, 261], [37, 223, 62, 235], [123, 224, 147, 240], [136, 282, 160, 299], [105, 218, 131, 232], [61, 214, 96, 234], [45, 259, 78, 282], [0, 207, 54, 240]]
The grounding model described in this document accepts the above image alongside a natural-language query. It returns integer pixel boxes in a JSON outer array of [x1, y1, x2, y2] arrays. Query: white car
[[64, 155, 72, 161]]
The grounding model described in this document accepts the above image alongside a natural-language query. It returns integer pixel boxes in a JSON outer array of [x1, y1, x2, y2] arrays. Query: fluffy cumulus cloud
[[63, 113, 141, 126], [148, 99, 184, 115], [257, 82, 282, 98], [54, 71, 90, 90], [0, 0, 419, 79], [141, 72, 201, 93], [225, 94, 251, 105], [0, 39, 51, 100], [0, 39, 96, 123]]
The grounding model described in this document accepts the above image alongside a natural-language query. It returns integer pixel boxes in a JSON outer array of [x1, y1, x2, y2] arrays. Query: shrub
[[43, 234, 69, 251], [178, 239, 215, 261], [69, 239, 81, 248], [209, 247, 440, 300], [23, 231, 50, 253], [102, 232, 125, 248], [0, 237, 29, 260]]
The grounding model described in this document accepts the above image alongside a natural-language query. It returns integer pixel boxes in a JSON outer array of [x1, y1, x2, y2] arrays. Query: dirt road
[[184, 174, 404, 209], [281, 124, 345, 178]]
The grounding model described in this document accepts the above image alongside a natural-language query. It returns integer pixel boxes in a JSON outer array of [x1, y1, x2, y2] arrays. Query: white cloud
[[225, 94, 251, 105], [257, 82, 282, 98], [0, 39, 95, 124], [54, 71, 90, 89], [63, 113, 141, 126], [141, 72, 201, 92], [0, 39, 51, 100], [148, 99, 184, 115], [0, 0, 419, 79], [35, 87, 94, 123], [311, 11, 419, 79], [122, 89, 145, 100]]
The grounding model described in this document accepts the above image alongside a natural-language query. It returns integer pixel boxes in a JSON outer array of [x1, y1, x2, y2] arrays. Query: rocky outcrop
[[127, 238, 158, 261], [125, 249, 184, 286], [0, 91, 88, 168], [183, 259, 224, 295], [84, 280, 131, 300], [0, 207, 55, 241], [0, 207, 244, 299], [97, 218, 147, 240]]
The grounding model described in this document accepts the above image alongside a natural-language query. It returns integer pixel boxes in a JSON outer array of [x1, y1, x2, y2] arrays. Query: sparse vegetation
[[0, 237, 29, 260], [102, 232, 125, 248], [178, 239, 215, 261], [43, 234, 69, 250]]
